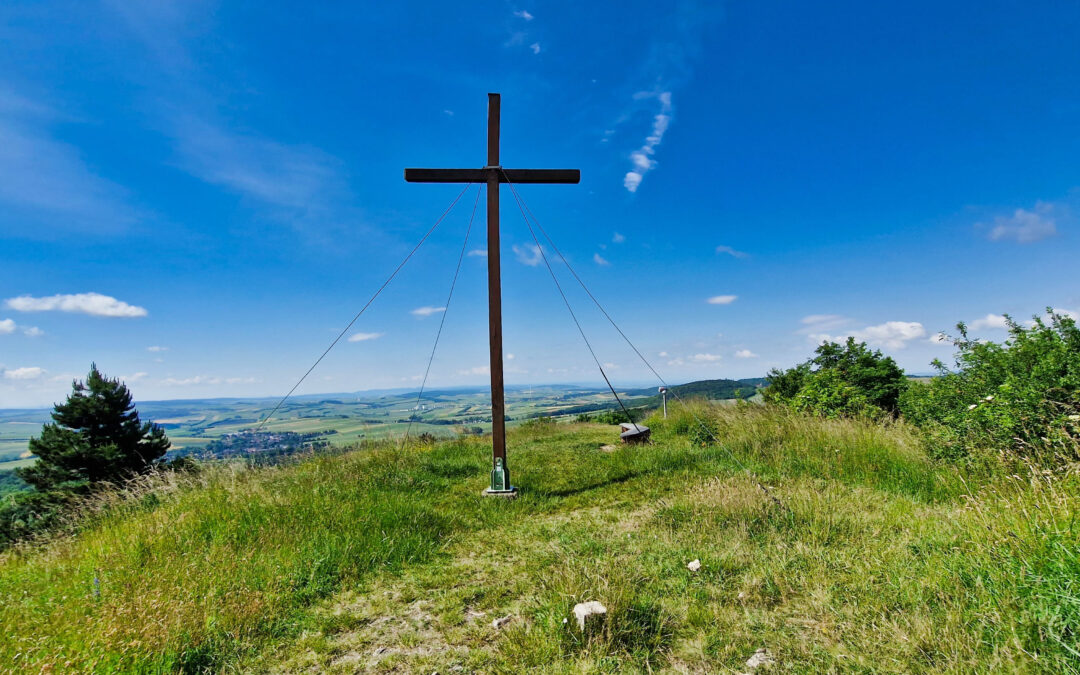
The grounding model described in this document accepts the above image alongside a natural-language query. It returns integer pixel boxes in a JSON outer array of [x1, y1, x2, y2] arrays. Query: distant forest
[[625, 378, 767, 407]]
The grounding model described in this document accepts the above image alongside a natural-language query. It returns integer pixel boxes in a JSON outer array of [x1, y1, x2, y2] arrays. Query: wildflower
[[985, 395, 994, 401], [968, 404, 978, 410], [1068, 414, 1080, 422]]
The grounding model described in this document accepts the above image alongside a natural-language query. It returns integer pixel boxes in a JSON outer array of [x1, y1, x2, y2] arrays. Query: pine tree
[[18, 364, 170, 492]]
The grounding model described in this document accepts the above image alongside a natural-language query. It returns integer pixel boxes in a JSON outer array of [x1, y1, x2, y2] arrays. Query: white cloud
[[734, 349, 758, 358], [512, 243, 543, 266], [623, 91, 672, 193], [706, 295, 737, 305], [530, 42, 541, 54], [348, 332, 384, 342], [0, 319, 14, 334], [612, 232, 626, 243], [506, 353, 515, 360], [411, 306, 446, 317], [812, 321, 927, 350], [467, 249, 487, 257], [985, 201, 1057, 243], [658, 351, 669, 357], [855, 322, 927, 349], [691, 353, 722, 362], [457, 365, 490, 376], [5, 292, 147, 317], [3, 366, 45, 380], [593, 253, 610, 266], [715, 245, 748, 258], [443, 109, 454, 116], [970, 314, 1009, 330], [121, 372, 148, 382], [22, 326, 43, 337], [514, 9, 534, 20], [147, 345, 169, 352]]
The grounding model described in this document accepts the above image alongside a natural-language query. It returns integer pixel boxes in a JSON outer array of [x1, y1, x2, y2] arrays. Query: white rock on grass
[[687, 559, 702, 572], [572, 601, 607, 631], [491, 615, 513, 630], [746, 647, 775, 669]]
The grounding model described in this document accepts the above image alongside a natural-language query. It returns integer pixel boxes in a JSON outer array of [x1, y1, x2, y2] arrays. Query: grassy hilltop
[[0, 403, 1077, 673]]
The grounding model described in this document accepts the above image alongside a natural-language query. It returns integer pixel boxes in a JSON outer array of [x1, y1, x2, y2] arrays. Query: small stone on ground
[[687, 558, 702, 572], [491, 614, 513, 630], [572, 601, 607, 631], [746, 647, 775, 669]]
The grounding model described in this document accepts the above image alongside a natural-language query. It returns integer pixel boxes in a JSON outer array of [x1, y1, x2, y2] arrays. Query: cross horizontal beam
[[404, 168, 580, 184]]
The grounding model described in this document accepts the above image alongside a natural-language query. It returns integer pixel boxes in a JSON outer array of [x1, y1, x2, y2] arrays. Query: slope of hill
[[625, 378, 766, 406], [0, 405, 1075, 672]]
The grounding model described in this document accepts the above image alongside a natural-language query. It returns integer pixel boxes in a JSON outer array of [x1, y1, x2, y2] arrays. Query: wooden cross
[[405, 93, 579, 495]]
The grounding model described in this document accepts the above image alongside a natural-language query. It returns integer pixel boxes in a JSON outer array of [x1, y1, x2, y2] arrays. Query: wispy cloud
[[457, 365, 490, 376], [161, 374, 258, 386], [147, 345, 169, 352], [168, 114, 350, 226], [514, 9, 534, 20], [3, 366, 45, 380], [530, 43, 541, 54], [22, 326, 44, 337], [715, 245, 748, 258], [0, 319, 14, 335], [612, 232, 626, 243], [411, 306, 446, 318], [734, 349, 758, 358], [799, 314, 852, 333], [467, 249, 487, 257], [706, 295, 737, 305], [984, 201, 1058, 243], [6, 293, 148, 318], [104, 3, 356, 238], [623, 91, 672, 193], [348, 332, 384, 342], [0, 89, 137, 235], [593, 253, 610, 266], [512, 244, 543, 266]]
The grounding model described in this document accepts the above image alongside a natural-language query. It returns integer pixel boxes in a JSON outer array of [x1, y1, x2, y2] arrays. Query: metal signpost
[[405, 93, 579, 496]]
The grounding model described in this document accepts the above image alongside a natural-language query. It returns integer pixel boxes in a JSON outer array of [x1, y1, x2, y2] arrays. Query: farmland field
[[0, 380, 763, 468]]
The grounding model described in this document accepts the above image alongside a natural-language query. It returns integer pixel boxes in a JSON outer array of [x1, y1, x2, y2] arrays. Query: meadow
[[0, 402, 1075, 673], [0, 384, 662, 468]]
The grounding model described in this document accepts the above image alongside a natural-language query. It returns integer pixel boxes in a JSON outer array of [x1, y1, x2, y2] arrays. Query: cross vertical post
[[485, 94, 508, 490], [404, 93, 579, 497]]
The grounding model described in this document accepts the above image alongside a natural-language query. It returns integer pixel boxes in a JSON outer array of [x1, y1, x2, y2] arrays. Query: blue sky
[[2, 0, 1079, 407]]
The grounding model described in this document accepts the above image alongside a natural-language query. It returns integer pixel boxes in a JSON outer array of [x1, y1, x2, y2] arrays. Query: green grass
[[0, 405, 1077, 673]]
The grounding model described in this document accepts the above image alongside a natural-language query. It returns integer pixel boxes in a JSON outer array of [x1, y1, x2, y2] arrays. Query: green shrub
[[764, 337, 907, 419], [593, 408, 645, 425], [521, 416, 558, 431], [900, 310, 1080, 464]]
